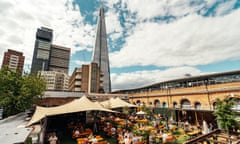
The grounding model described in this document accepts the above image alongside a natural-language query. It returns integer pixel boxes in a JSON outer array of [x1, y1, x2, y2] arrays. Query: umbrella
[[136, 111, 146, 115]]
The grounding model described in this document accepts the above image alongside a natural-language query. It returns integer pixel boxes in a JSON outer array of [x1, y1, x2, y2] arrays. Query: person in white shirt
[[48, 132, 58, 144], [162, 132, 168, 144], [91, 135, 98, 144]]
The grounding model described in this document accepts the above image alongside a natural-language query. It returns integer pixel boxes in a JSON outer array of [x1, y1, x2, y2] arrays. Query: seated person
[[74, 128, 80, 136], [91, 135, 98, 144], [111, 126, 116, 136], [83, 137, 89, 144], [162, 132, 168, 143]]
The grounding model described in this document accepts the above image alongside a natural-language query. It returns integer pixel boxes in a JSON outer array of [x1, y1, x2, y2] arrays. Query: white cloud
[[121, 0, 205, 20], [111, 66, 202, 90], [74, 60, 89, 66], [105, 7, 123, 41], [214, 0, 237, 16], [0, 0, 96, 70], [1, 0, 239, 91], [110, 9, 240, 68]]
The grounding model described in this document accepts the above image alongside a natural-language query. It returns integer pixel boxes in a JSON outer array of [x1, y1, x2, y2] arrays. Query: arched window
[[173, 102, 178, 109], [149, 102, 153, 106], [142, 102, 146, 106], [162, 102, 167, 108], [154, 99, 160, 108], [213, 102, 217, 110], [181, 99, 191, 109], [195, 102, 201, 110], [136, 100, 141, 106], [232, 98, 240, 111]]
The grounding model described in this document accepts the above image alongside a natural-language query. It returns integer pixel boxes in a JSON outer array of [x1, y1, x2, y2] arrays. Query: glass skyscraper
[[31, 27, 53, 74], [92, 7, 111, 93]]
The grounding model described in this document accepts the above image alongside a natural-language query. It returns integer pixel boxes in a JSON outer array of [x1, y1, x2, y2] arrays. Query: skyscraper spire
[[92, 6, 111, 93]]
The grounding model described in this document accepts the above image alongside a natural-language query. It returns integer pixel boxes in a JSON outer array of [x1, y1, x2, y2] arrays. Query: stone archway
[[181, 99, 191, 109], [232, 98, 240, 111], [136, 100, 141, 106], [162, 102, 167, 108], [173, 102, 178, 109], [149, 101, 153, 106], [194, 102, 201, 110], [154, 99, 160, 108]]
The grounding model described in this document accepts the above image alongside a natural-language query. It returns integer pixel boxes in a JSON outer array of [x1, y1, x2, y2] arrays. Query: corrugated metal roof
[[0, 113, 32, 144]]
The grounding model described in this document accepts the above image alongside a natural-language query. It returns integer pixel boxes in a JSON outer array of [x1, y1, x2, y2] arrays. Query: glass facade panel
[[38, 40, 51, 50], [37, 49, 49, 59]]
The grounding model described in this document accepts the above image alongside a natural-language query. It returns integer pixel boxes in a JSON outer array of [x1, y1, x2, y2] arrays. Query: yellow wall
[[129, 82, 240, 110]]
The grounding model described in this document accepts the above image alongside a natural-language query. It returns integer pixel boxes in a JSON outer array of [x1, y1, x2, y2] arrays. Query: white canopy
[[27, 95, 115, 126], [100, 97, 137, 109]]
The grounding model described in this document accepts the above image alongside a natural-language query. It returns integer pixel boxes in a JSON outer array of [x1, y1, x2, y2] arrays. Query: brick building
[[1, 49, 25, 74]]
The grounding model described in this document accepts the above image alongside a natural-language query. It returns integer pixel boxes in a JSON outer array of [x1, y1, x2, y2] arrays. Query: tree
[[0, 69, 46, 117], [213, 97, 237, 132]]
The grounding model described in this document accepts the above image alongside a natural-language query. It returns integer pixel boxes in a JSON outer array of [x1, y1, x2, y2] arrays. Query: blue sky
[[0, 0, 240, 91]]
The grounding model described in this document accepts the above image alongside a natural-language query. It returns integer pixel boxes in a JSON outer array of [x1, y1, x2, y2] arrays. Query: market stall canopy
[[100, 97, 137, 109], [27, 95, 115, 126]]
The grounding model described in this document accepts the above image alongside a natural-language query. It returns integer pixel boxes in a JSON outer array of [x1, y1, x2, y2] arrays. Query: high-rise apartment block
[[69, 63, 103, 93], [92, 7, 111, 93], [2, 49, 25, 74]]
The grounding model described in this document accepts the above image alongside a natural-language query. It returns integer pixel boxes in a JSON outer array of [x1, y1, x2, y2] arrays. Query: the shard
[[92, 7, 111, 93]]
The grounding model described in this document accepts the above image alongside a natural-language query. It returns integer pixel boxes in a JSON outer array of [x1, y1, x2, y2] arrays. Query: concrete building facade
[[69, 63, 103, 93], [2, 49, 25, 74], [38, 71, 69, 91], [49, 44, 70, 74]]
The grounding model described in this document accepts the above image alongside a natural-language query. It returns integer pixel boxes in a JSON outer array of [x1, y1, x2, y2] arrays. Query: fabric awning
[[100, 97, 137, 109], [27, 95, 115, 126]]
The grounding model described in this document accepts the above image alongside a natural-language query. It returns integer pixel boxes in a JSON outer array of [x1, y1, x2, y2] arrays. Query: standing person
[[124, 135, 131, 144], [48, 132, 58, 144], [162, 132, 168, 144]]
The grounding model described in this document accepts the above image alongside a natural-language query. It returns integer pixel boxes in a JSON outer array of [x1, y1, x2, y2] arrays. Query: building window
[[181, 99, 191, 109], [162, 102, 167, 108], [173, 102, 178, 109], [195, 102, 201, 110], [154, 99, 160, 108]]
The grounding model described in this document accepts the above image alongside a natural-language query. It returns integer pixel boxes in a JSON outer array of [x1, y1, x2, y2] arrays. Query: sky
[[0, 0, 240, 91]]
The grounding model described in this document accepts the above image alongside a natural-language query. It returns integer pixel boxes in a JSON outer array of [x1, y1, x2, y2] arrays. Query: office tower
[[31, 27, 53, 74], [69, 63, 103, 93], [49, 44, 70, 74], [2, 49, 25, 74], [31, 27, 70, 75], [30, 27, 71, 91], [92, 7, 111, 93], [38, 71, 69, 91]]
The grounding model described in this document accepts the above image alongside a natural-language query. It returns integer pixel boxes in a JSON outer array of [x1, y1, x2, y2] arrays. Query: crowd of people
[[45, 110, 216, 144]]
